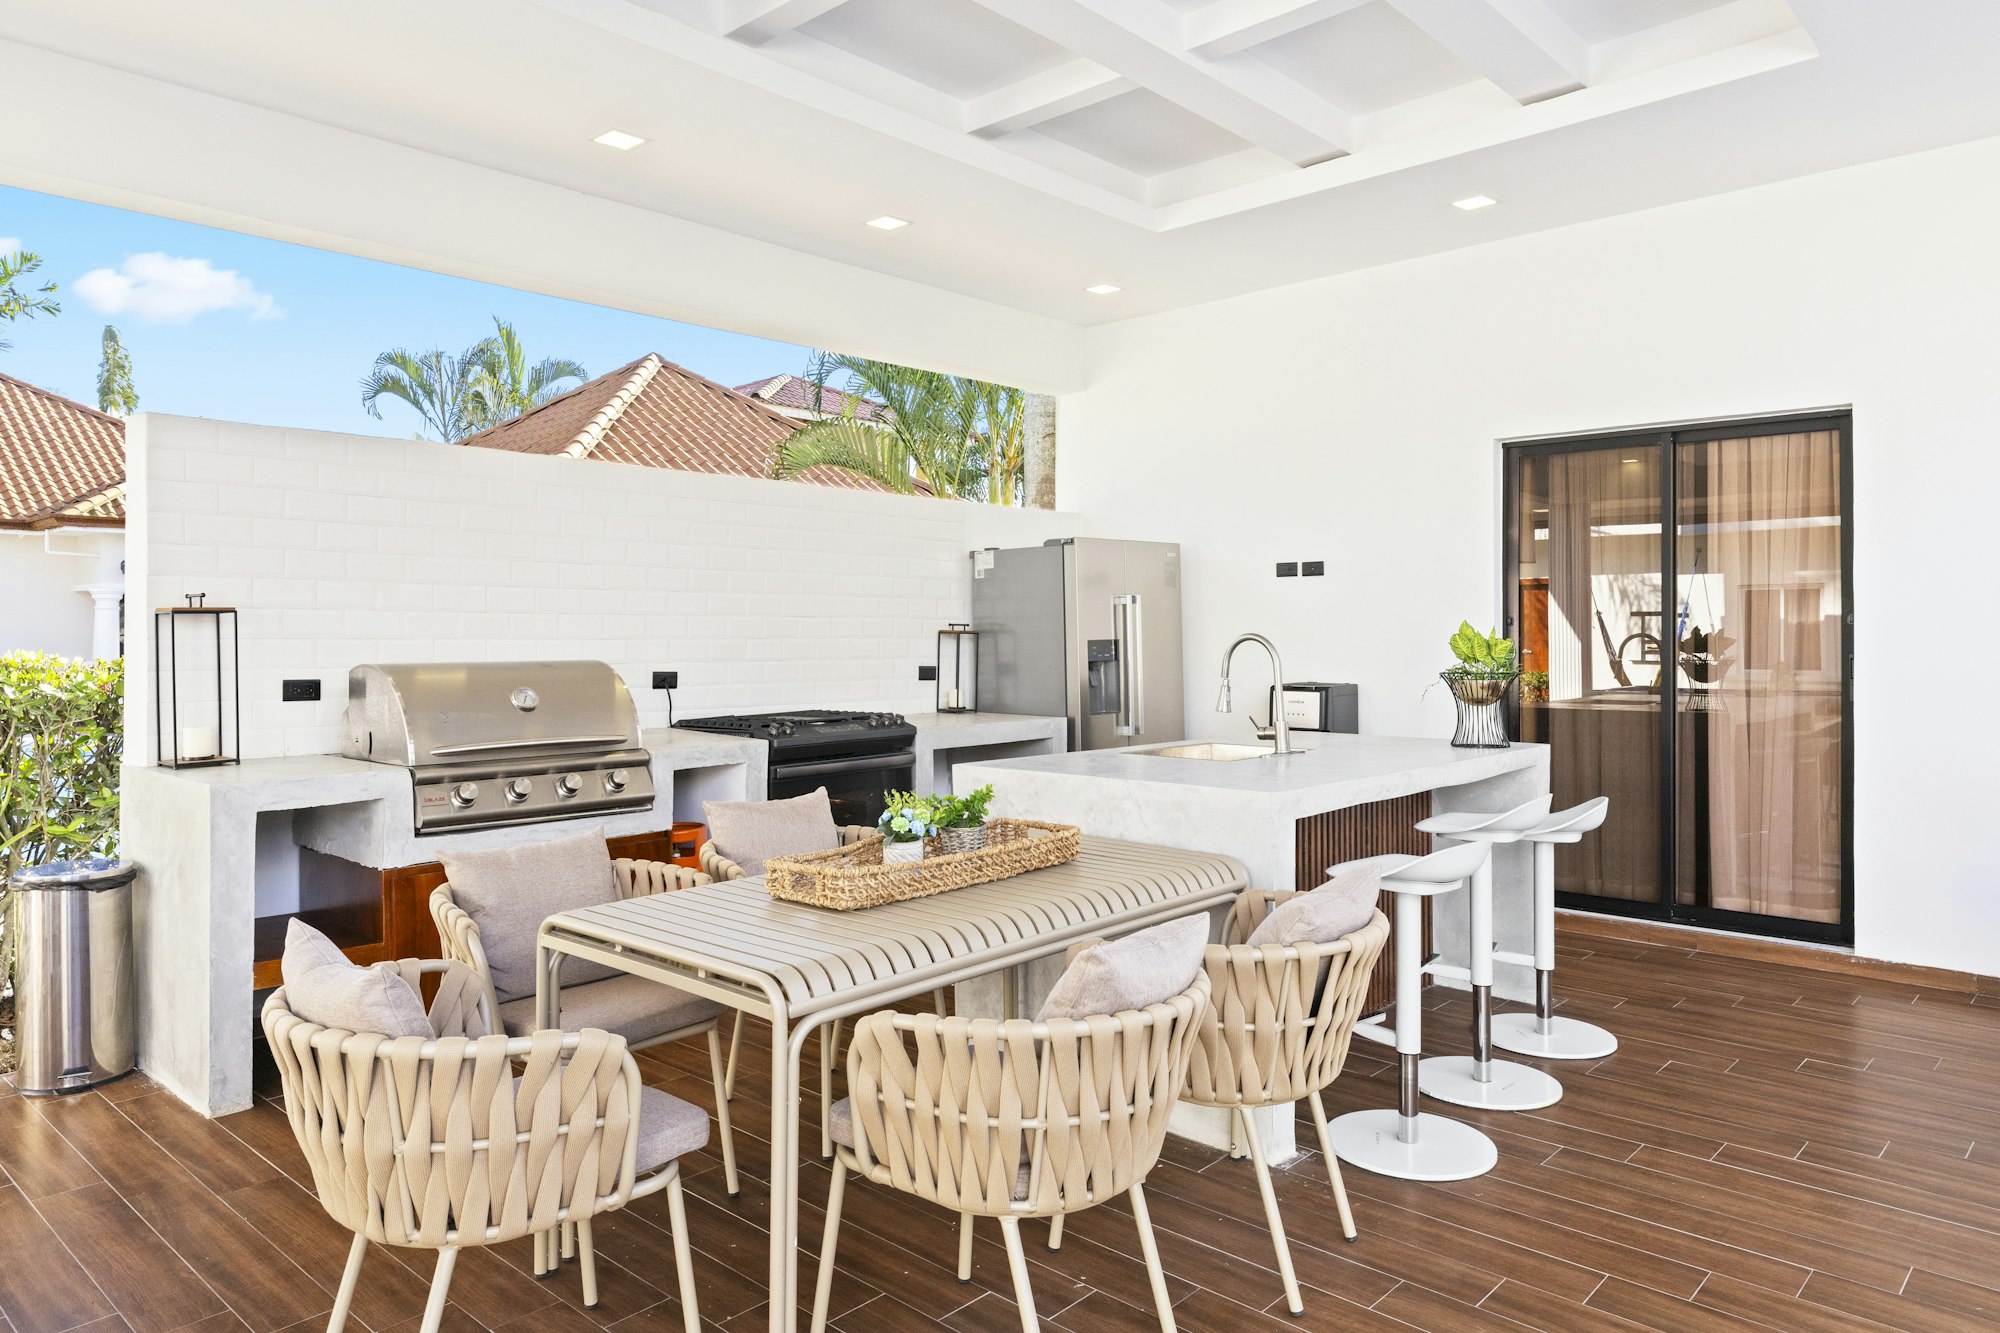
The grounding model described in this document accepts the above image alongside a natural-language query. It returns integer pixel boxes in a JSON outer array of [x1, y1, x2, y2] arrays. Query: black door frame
[[1501, 411, 1855, 947]]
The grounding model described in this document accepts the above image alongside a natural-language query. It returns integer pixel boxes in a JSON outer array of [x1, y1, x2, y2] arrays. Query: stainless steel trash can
[[9, 856, 138, 1095]]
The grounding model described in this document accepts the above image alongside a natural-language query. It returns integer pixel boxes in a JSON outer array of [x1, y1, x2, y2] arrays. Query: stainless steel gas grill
[[342, 661, 655, 833]]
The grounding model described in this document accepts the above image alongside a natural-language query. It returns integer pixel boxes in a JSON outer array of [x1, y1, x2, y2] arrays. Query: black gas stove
[[674, 710, 915, 825]]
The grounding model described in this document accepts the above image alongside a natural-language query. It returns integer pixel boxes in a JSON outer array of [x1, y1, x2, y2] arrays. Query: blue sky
[[0, 184, 818, 437]]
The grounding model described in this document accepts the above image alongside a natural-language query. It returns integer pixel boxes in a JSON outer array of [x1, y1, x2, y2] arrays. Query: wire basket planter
[[1443, 673, 1517, 748]]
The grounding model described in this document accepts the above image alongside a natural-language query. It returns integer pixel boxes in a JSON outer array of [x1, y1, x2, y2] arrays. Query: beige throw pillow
[[1035, 913, 1210, 1021], [703, 788, 840, 878], [1246, 862, 1382, 948], [280, 918, 432, 1038], [439, 826, 622, 1004]]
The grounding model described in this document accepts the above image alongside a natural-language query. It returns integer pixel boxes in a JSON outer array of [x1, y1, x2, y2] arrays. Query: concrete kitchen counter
[[122, 746, 691, 1117], [904, 711, 1067, 793]]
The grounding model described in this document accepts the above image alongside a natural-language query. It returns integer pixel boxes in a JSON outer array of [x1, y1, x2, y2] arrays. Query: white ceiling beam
[[963, 59, 1131, 136], [714, 0, 848, 45], [1183, 0, 1371, 59], [1382, 0, 1589, 103], [967, 0, 1351, 162]]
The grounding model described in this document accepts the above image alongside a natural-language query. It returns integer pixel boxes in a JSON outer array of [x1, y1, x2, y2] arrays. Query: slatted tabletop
[[541, 835, 1248, 1015]]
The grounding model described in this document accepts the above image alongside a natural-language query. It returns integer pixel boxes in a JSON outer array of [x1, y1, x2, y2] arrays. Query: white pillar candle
[[945, 688, 963, 710], [178, 724, 218, 761]]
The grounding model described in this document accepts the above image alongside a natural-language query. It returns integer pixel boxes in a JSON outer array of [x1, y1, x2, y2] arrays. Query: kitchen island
[[956, 733, 1549, 1154]]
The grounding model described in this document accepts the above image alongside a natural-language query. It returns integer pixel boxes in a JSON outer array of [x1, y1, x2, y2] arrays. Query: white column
[[77, 582, 124, 660]]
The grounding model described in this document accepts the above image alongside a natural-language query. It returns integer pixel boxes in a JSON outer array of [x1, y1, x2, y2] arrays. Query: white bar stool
[[1492, 797, 1618, 1060], [1411, 795, 1565, 1113], [1326, 842, 1499, 1182]]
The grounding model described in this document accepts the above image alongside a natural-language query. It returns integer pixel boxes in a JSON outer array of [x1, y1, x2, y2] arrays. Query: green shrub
[[1, 652, 124, 1070]]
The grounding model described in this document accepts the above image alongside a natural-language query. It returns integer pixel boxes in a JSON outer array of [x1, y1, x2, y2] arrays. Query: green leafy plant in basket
[[928, 784, 995, 831], [1439, 620, 1519, 706]]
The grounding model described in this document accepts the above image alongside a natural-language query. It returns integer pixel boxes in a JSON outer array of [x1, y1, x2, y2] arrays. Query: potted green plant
[[877, 792, 935, 864], [928, 784, 996, 855], [1439, 621, 1519, 747]]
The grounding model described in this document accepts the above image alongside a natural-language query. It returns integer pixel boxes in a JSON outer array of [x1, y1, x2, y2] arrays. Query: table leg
[[767, 1006, 796, 1333]]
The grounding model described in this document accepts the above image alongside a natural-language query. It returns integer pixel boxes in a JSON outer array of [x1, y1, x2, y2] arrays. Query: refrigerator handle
[[1113, 594, 1143, 736]]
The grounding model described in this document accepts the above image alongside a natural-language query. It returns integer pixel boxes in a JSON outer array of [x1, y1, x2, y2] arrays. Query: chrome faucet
[[1216, 633, 1294, 754]]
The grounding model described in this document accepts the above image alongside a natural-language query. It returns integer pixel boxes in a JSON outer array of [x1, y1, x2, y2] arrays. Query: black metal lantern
[[936, 623, 978, 713], [154, 593, 240, 769]]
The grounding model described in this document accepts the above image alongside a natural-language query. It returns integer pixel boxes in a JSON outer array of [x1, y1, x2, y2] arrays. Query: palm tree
[[360, 344, 489, 442], [464, 318, 588, 432], [0, 249, 60, 354], [360, 319, 585, 442], [773, 354, 1023, 501]]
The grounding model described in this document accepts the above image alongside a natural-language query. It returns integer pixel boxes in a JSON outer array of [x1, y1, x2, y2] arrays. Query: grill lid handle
[[429, 734, 629, 756]]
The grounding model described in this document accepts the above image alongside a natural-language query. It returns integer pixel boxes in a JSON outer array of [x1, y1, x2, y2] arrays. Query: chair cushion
[[498, 973, 724, 1043], [279, 919, 432, 1038], [702, 788, 839, 878], [1247, 862, 1382, 948], [439, 827, 622, 1004], [1035, 913, 1209, 1022], [829, 1097, 1030, 1199], [636, 1086, 711, 1174]]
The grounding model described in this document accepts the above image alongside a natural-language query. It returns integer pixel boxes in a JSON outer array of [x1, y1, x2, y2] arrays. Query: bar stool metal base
[[1491, 1013, 1619, 1060], [1328, 1109, 1497, 1181], [1417, 1055, 1564, 1110]]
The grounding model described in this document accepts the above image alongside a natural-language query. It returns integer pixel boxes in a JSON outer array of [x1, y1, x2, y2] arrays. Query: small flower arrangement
[[878, 791, 935, 844], [876, 785, 999, 861]]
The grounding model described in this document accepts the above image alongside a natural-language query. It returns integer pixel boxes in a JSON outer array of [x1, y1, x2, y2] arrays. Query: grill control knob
[[505, 777, 534, 803], [604, 768, 629, 793], [451, 782, 480, 808], [556, 773, 582, 798]]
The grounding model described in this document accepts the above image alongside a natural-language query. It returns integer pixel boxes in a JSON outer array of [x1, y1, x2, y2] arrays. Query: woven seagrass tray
[[761, 818, 1081, 910]]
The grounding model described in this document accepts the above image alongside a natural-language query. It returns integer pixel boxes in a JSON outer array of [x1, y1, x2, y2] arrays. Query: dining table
[[535, 834, 1249, 1333]]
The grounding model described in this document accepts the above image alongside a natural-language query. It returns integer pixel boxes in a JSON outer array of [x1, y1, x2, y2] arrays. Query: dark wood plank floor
[[4, 927, 1999, 1332]]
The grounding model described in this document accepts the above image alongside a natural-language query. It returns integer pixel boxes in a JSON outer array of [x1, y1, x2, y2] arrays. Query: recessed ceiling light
[[593, 129, 646, 151], [1452, 195, 1497, 211], [866, 216, 910, 230], [1085, 283, 1122, 295]]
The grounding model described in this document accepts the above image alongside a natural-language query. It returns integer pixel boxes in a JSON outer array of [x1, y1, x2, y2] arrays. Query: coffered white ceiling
[[570, 0, 1811, 227], [4, 1, 2000, 327]]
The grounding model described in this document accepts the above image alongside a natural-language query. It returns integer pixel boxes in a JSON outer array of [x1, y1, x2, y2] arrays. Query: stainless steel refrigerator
[[970, 538, 1184, 751]]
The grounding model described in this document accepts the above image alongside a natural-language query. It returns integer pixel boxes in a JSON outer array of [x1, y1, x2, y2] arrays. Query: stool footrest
[[1426, 961, 1471, 984], [1352, 1017, 1396, 1048], [1491, 949, 1535, 969]]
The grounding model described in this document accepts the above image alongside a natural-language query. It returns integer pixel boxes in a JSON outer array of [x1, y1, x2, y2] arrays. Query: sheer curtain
[[1678, 430, 1843, 922]]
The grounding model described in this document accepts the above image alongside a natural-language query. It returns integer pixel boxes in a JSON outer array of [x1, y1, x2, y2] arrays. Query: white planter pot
[[883, 839, 925, 864]]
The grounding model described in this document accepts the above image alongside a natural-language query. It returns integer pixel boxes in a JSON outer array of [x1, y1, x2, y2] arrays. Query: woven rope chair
[[261, 959, 705, 1333], [701, 826, 949, 1155], [430, 857, 741, 1195], [1182, 895, 1389, 1314], [811, 971, 1213, 1333]]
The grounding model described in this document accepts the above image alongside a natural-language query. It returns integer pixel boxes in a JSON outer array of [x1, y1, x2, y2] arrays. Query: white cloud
[[74, 252, 281, 323]]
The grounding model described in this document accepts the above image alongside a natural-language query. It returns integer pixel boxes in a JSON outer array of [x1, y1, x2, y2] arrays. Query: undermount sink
[[1129, 742, 1278, 762]]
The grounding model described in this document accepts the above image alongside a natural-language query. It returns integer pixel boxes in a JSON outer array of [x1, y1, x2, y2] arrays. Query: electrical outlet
[[652, 671, 679, 690], [1276, 561, 1299, 577], [1303, 560, 1325, 577], [917, 664, 938, 681], [282, 679, 321, 702]]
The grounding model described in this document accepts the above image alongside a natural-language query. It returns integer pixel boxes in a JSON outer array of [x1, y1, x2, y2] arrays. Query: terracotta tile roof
[[734, 373, 886, 423], [459, 355, 893, 493], [0, 370, 126, 529]]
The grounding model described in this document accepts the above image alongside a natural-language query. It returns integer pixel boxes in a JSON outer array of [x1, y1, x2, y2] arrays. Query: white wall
[[0, 528, 123, 658], [123, 414, 1085, 762], [1061, 133, 2000, 977]]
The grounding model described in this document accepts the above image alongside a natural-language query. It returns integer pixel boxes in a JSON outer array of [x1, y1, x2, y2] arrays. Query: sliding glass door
[[1506, 415, 1852, 943]]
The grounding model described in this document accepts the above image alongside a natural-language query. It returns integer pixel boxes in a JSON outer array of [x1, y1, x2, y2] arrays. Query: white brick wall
[[126, 415, 1082, 762]]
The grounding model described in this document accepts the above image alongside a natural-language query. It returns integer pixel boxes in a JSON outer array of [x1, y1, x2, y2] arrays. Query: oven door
[[767, 749, 915, 827]]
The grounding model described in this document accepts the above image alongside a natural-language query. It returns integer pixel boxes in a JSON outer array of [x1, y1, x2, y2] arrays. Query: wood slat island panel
[[1295, 794, 1433, 1014]]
